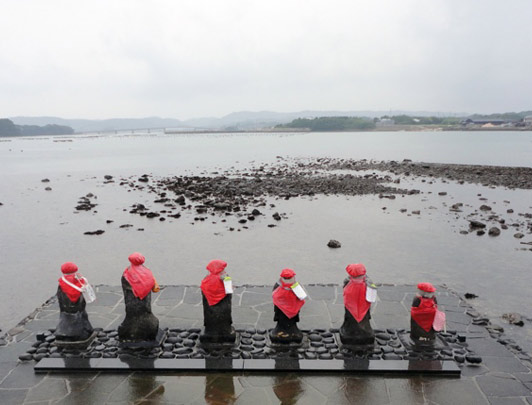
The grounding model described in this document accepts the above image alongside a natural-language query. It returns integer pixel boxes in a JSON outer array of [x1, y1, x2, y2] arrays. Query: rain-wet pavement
[[1, 284, 532, 404]]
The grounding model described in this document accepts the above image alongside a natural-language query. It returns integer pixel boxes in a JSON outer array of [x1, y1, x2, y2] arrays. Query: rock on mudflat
[[514, 233, 525, 239], [488, 227, 501, 236], [502, 313, 524, 326], [84, 230, 105, 235], [469, 220, 486, 229], [327, 239, 342, 248]]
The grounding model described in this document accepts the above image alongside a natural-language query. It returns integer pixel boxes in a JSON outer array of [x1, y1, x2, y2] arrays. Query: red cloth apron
[[343, 278, 371, 322], [272, 281, 305, 319], [58, 274, 84, 303], [201, 274, 226, 306], [123, 265, 155, 300], [411, 297, 437, 332]]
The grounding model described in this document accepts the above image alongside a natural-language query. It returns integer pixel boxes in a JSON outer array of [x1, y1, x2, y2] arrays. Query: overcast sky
[[1, 0, 531, 119]]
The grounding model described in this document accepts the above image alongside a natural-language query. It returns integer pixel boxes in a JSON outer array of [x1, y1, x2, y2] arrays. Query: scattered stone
[[119, 224, 133, 228], [84, 230, 105, 235], [514, 233, 525, 239], [502, 313, 524, 326], [327, 239, 341, 248], [479, 205, 492, 211], [469, 220, 486, 229], [45, 187, 52, 191], [41, 178, 50, 183], [476, 230, 485, 236], [104, 175, 113, 180], [412, 210, 420, 215], [488, 227, 501, 236], [272, 212, 281, 221], [464, 293, 478, 299], [438, 192, 447, 196]]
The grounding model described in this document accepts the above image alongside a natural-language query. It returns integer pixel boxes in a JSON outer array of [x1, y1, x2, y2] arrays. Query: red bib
[[123, 265, 155, 300], [343, 278, 371, 322], [411, 297, 437, 332], [272, 282, 305, 319], [201, 274, 226, 306], [58, 274, 84, 303]]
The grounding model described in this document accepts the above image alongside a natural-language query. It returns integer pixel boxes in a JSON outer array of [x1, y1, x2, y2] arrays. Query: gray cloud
[[1, 0, 531, 119]]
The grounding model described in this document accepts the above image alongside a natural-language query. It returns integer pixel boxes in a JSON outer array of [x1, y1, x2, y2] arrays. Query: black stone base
[[34, 357, 461, 375], [268, 333, 308, 349], [28, 327, 479, 373], [119, 329, 166, 349], [55, 331, 98, 350], [398, 332, 449, 352], [199, 327, 237, 345], [199, 332, 240, 349]]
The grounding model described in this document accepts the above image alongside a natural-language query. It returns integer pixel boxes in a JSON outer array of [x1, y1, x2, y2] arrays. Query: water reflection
[[204, 374, 236, 404], [273, 373, 303, 405]]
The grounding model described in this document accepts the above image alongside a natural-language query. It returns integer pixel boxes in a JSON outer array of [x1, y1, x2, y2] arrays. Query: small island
[[0, 118, 74, 137]]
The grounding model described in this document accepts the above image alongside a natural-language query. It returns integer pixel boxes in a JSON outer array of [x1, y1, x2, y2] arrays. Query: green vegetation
[[385, 115, 461, 125], [0, 118, 74, 136], [277, 116, 376, 131], [468, 111, 532, 122]]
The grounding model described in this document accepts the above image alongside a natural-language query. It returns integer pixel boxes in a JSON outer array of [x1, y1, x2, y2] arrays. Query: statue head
[[280, 268, 296, 284], [206, 259, 227, 276], [346, 263, 366, 278], [128, 252, 145, 265], [417, 282, 436, 298], [61, 262, 78, 274]]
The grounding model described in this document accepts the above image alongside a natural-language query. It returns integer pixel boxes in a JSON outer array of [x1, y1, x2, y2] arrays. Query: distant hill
[[0, 118, 74, 136], [10, 110, 468, 132], [9, 116, 185, 133]]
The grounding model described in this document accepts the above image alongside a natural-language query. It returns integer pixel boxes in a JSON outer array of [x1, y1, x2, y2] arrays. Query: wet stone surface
[[1, 284, 532, 404]]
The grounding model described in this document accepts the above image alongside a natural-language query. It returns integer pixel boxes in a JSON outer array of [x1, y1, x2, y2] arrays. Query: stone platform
[[1, 284, 532, 404]]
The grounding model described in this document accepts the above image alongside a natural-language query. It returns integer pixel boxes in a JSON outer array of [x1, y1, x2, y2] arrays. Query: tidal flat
[[1, 131, 531, 352]]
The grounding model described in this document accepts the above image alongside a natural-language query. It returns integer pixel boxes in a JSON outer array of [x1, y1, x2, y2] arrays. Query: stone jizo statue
[[410, 282, 445, 342], [200, 259, 236, 344], [340, 263, 376, 345], [118, 252, 161, 342], [270, 268, 306, 343], [55, 262, 94, 343]]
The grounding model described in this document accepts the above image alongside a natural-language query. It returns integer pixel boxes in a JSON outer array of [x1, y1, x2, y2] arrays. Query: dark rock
[[465, 354, 482, 364], [104, 175, 113, 180], [469, 220, 486, 229], [514, 232, 525, 239], [19, 353, 33, 361], [272, 212, 282, 221], [476, 230, 485, 236], [488, 227, 501, 236], [327, 239, 342, 248], [502, 313, 524, 326], [84, 230, 105, 235], [464, 292, 478, 299], [479, 205, 492, 211]]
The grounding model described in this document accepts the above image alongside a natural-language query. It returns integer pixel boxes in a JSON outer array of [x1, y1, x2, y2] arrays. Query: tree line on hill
[[0, 118, 74, 136]]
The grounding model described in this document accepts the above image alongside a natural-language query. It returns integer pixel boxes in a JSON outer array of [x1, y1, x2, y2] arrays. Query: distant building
[[460, 119, 507, 126], [524, 116, 532, 126], [376, 118, 395, 127]]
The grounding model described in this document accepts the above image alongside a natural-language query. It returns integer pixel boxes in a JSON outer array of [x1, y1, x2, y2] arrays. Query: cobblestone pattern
[[0, 284, 531, 404]]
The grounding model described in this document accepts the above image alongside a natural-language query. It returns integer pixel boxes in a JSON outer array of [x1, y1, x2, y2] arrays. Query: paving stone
[[481, 356, 530, 373], [424, 379, 487, 404], [240, 292, 271, 307], [489, 398, 528, 405], [0, 389, 28, 405], [476, 375, 531, 397], [183, 287, 202, 305], [25, 377, 69, 402], [0, 362, 45, 389]]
